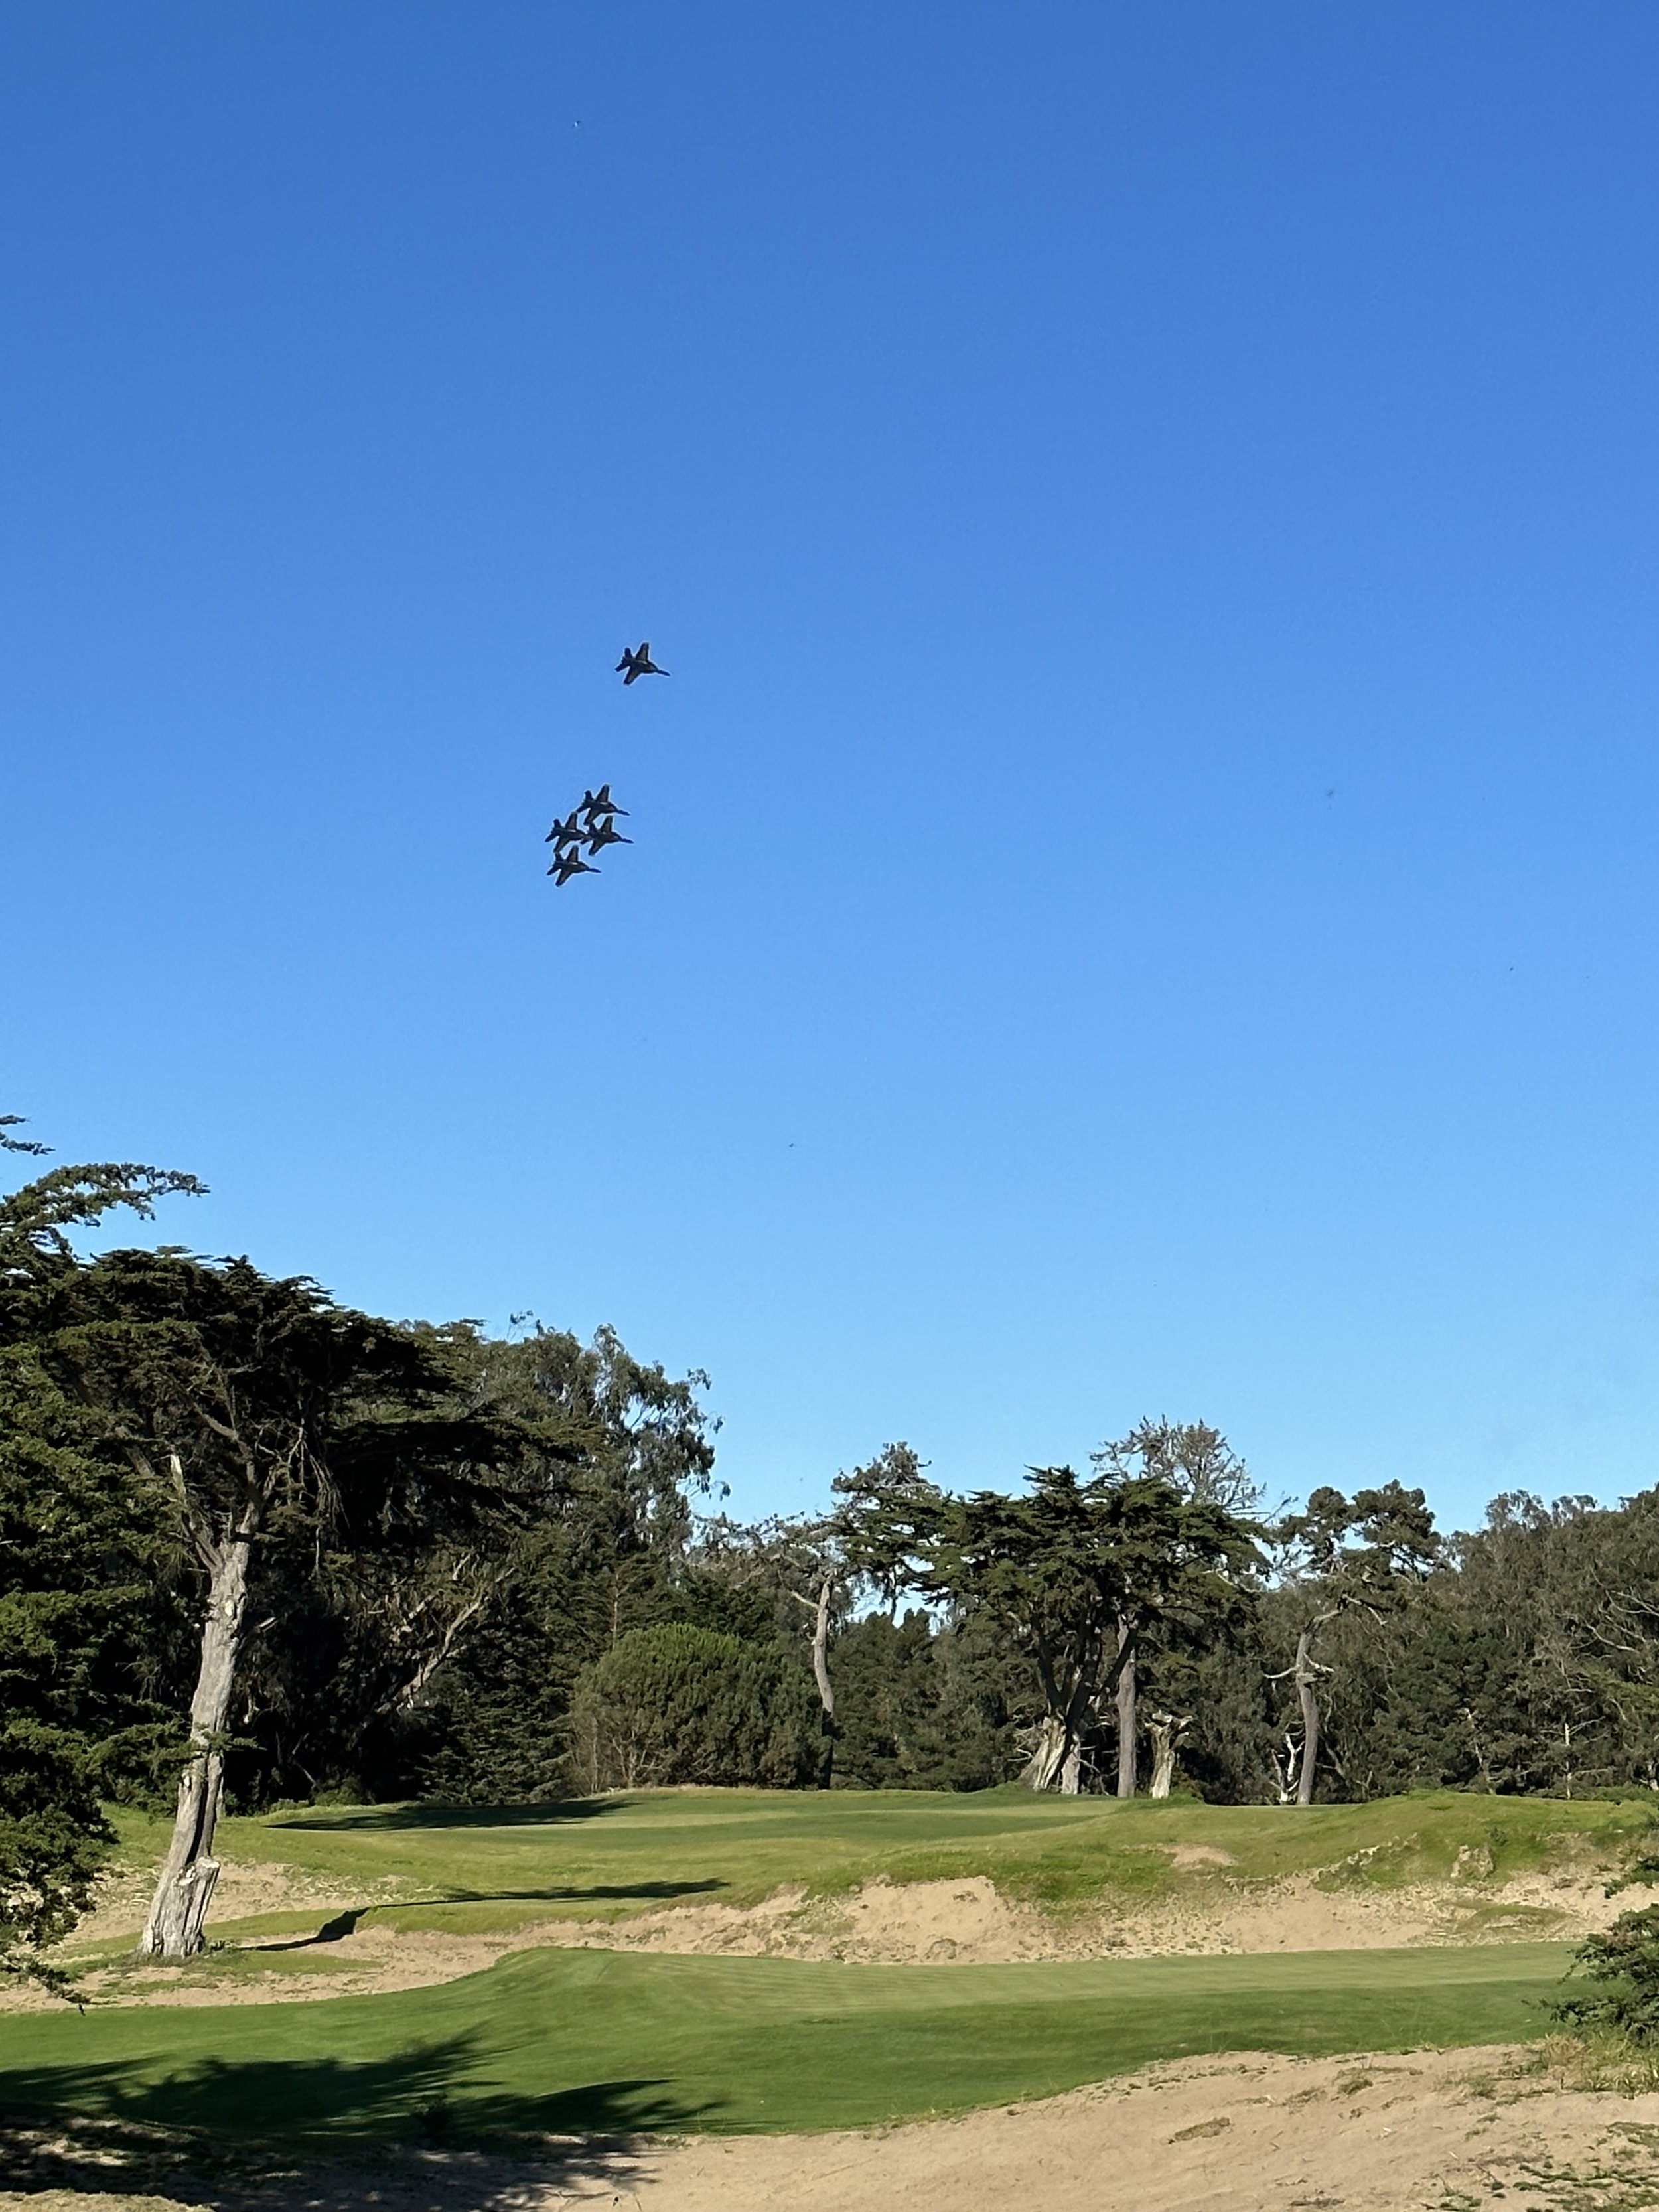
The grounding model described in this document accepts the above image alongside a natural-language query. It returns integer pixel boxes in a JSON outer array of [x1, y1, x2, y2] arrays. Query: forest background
[[9, 1120, 1659, 1974]]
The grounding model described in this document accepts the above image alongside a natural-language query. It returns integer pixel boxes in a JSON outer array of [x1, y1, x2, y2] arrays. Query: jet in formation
[[616, 641, 667, 684], [546, 786, 632, 884], [548, 846, 597, 885]]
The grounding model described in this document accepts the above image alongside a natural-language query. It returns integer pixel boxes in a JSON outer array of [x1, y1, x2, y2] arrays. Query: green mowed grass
[[102, 1785, 1659, 1949], [35, 1790, 1625, 2144], [0, 1941, 1575, 2142]]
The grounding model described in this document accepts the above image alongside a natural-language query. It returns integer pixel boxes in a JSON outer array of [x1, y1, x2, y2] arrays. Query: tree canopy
[[16, 1108, 1659, 1988], [0, 1128, 203, 1986], [835, 1447, 1259, 1793]]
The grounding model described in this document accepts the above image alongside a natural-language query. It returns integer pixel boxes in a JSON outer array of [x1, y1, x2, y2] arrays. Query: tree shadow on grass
[[420, 1878, 729, 1907], [251, 1907, 370, 1949], [0, 2035, 715, 2207], [246, 1879, 727, 1949], [270, 1797, 632, 1832]]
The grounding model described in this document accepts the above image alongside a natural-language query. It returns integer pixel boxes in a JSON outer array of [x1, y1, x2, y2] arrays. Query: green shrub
[[567, 1624, 818, 1792], [1553, 1895, 1659, 2043]]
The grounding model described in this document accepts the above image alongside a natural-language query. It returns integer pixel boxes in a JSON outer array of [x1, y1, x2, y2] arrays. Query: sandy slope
[[70, 1858, 382, 1949], [5, 2046, 1658, 2210], [533, 1862, 1624, 1965], [5, 1852, 1625, 2012], [608, 2045, 1659, 2212]]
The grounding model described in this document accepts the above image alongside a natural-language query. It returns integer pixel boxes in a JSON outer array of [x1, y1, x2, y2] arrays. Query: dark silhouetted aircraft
[[545, 809, 585, 849], [616, 642, 666, 684], [581, 785, 628, 820], [549, 848, 598, 885], [587, 818, 632, 854]]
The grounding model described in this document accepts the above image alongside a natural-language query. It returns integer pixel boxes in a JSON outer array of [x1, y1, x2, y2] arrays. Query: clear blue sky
[[7, 3, 1659, 1534]]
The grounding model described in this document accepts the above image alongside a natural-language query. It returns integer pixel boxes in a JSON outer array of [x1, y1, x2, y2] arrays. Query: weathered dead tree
[[792, 1568, 839, 1786], [1145, 1707, 1190, 1799], [139, 1487, 257, 1956], [1269, 1613, 1336, 1806], [1114, 1619, 1138, 1799]]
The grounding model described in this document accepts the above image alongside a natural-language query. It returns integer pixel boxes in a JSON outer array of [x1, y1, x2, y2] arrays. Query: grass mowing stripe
[[0, 1943, 1575, 2141]]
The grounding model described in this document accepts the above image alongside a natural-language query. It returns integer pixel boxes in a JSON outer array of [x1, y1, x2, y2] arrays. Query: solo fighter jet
[[616, 642, 667, 684]]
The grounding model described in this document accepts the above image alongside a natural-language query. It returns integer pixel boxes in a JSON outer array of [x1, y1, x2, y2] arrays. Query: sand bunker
[[534, 1863, 1626, 1968], [541, 1875, 1058, 1964], [9, 1850, 1626, 2012], [9, 1926, 530, 2010], [609, 2043, 1659, 2212], [72, 1856, 369, 1949], [7, 2045, 1659, 2211]]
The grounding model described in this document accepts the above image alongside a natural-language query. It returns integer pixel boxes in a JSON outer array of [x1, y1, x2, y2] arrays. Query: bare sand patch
[[539, 1876, 1062, 1964], [1100, 1868, 1624, 1956], [1163, 1841, 1238, 1867], [0, 1858, 419, 2013], [602, 2044, 1659, 2212], [7, 2045, 1659, 2211], [0, 1924, 525, 2012], [73, 1856, 369, 1949], [0, 2199, 198, 2212], [6, 1860, 1631, 2012], [531, 1864, 1627, 1968], [9, 1844, 1631, 2014]]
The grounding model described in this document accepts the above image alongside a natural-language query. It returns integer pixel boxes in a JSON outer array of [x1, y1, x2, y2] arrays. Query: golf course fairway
[[0, 1940, 1574, 2142]]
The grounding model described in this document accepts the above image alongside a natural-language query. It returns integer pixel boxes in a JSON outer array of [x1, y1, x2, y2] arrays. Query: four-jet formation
[[545, 784, 632, 887]]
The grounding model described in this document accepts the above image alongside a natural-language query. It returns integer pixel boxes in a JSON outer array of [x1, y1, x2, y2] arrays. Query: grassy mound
[[20, 1789, 1636, 2146], [97, 1785, 1659, 1948], [0, 1941, 1573, 2142]]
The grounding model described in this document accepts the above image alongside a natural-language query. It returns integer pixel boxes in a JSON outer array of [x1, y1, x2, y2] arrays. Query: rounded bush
[[568, 1623, 818, 1792]]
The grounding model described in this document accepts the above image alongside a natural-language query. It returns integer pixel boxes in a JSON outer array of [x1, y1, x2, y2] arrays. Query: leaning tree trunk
[[1114, 1621, 1137, 1800], [806, 1575, 836, 1789], [1293, 1625, 1320, 1806], [140, 1531, 253, 1958]]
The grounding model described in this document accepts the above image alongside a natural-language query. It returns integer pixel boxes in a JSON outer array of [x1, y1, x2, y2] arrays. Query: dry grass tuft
[[1499, 2031, 1659, 2100]]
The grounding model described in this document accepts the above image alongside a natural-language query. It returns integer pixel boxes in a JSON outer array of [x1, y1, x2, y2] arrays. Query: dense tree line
[[9, 1120, 1659, 1979]]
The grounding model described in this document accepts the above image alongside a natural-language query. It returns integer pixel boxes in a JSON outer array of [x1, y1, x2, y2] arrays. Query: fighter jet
[[586, 817, 632, 855], [580, 784, 628, 821], [616, 642, 667, 684], [549, 848, 597, 885], [544, 809, 585, 849]]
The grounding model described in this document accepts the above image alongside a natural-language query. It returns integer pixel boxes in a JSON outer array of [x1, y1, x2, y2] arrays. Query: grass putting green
[[102, 1785, 1659, 1949], [0, 1941, 1576, 2142]]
